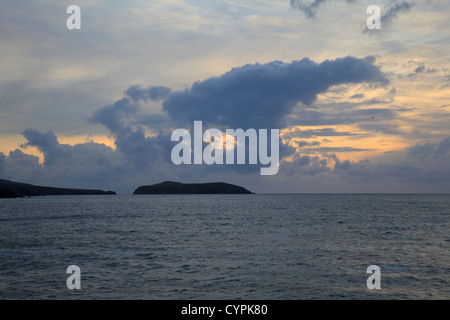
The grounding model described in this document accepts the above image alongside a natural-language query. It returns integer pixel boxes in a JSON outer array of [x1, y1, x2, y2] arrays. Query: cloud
[[290, 0, 328, 18], [4, 54, 448, 193], [409, 137, 450, 160], [350, 94, 365, 99], [302, 146, 376, 153], [407, 61, 439, 78], [88, 97, 173, 168], [125, 85, 172, 103], [332, 137, 450, 186], [21, 129, 69, 166], [290, 0, 356, 18], [284, 127, 357, 139], [382, 1, 412, 27], [1, 128, 158, 193], [0, 55, 393, 192], [284, 153, 331, 176], [30, 54, 383, 183], [162, 56, 388, 130]]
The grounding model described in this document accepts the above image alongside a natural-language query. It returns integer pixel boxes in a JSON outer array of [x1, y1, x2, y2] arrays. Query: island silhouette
[[134, 181, 254, 194], [0, 179, 254, 198], [0, 179, 116, 198]]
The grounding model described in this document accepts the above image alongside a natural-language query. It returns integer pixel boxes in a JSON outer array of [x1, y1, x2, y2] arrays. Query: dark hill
[[0, 179, 116, 198], [133, 181, 254, 194]]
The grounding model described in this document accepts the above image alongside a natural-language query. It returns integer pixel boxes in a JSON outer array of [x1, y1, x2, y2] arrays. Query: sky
[[0, 0, 449, 194]]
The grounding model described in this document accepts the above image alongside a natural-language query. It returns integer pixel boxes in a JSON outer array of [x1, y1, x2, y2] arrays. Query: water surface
[[0, 194, 448, 299]]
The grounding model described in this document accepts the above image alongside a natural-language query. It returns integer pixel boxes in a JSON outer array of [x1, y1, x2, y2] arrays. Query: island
[[0, 179, 116, 198], [133, 181, 254, 194]]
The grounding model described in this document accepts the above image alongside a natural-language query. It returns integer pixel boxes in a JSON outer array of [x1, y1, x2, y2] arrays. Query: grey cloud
[[89, 98, 173, 168], [290, 0, 327, 18], [163, 56, 388, 130], [414, 63, 425, 74], [290, 0, 355, 18], [284, 153, 331, 176], [333, 137, 450, 186], [296, 140, 321, 147], [89, 97, 139, 136], [0, 149, 45, 184], [125, 85, 172, 103], [302, 147, 375, 153], [351, 94, 365, 99], [408, 62, 439, 78], [409, 137, 450, 159], [4, 129, 139, 192], [1, 55, 390, 188], [21, 129, 70, 166], [382, 1, 412, 26]]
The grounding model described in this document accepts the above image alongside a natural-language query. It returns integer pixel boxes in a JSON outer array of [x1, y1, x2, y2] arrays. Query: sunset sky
[[1, 0, 449, 193]]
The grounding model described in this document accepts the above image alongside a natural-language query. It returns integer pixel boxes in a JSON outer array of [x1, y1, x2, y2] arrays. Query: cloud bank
[[163, 56, 388, 129], [1, 55, 449, 193]]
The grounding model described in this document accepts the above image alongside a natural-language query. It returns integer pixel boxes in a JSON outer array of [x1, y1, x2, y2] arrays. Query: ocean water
[[0, 194, 449, 300]]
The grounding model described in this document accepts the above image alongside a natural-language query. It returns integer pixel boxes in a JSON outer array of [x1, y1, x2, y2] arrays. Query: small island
[[0, 179, 116, 198], [133, 181, 254, 194]]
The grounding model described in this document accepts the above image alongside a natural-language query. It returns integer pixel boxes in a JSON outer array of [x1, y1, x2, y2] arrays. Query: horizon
[[1, 1, 449, 194], [2, 176, 450, 196]]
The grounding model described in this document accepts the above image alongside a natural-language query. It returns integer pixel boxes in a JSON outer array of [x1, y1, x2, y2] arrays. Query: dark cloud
[[382, 1, 412, 27], [0, 149, 44, 183], [89, 97, 139, 136], [290, 0, 327, 18], [88, 97, 173, 168], [414, 63, 426, 74], [162, 56, 388, 130], [290, 0, 355, 18], [284, 153, 331, 176], [125, 85, 172, 103], [350, 94, 365, 99], [2, 129, 141, 192], [409, 137, 450, 160], [408, 62, 439, 78], [296, 140, 321, 147], [21, 129, 70, 166]]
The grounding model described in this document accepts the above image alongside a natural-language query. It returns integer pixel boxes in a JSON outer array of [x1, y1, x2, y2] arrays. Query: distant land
[[0, 179, 116, 198], [134, 181, 254, 194]]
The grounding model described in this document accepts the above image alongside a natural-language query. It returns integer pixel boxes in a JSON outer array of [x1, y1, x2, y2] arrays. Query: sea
[[0, 194, 449, 300]]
